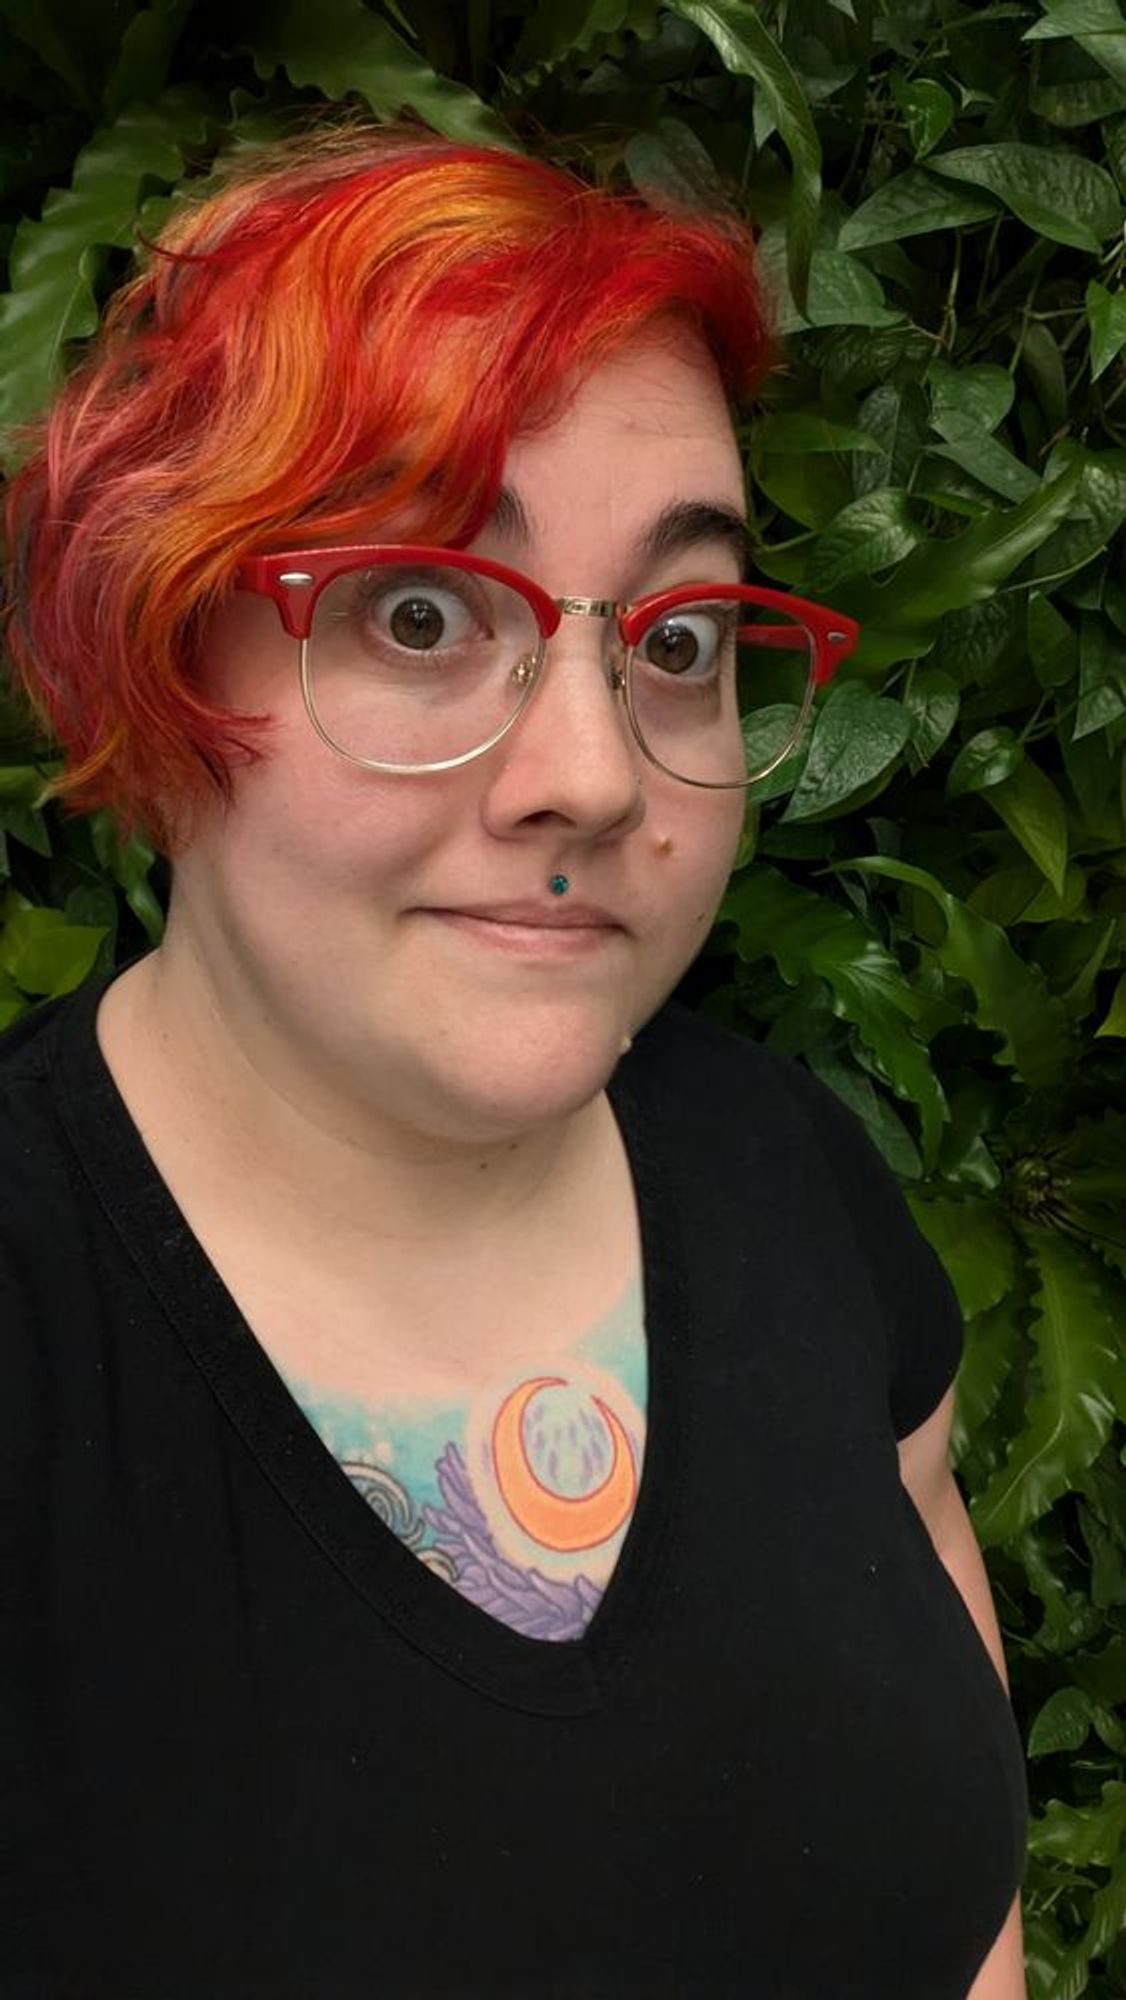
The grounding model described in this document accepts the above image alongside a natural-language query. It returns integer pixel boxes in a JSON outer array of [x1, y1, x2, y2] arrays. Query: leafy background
[[1, 0, 1125, 1988]]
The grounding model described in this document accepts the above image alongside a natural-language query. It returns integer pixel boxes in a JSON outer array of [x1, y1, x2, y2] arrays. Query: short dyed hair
[[2, 121, 769, 858]]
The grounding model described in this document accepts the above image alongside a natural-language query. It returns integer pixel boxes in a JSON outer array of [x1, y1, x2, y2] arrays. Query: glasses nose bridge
[[549, 594, 627, 691]]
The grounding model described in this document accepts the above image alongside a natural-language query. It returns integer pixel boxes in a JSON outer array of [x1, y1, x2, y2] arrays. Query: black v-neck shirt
[[1, 961, 1028, 1997]]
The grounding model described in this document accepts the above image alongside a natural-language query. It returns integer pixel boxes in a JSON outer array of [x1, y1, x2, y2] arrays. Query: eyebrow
[[489, 484, 754, 580]]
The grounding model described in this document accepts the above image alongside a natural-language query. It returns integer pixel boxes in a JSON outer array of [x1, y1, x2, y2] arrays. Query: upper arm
[[896, 1382, 964, 1556]]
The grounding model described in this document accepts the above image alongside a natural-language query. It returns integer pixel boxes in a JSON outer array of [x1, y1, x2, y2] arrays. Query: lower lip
[[423, 912, 625, 957]]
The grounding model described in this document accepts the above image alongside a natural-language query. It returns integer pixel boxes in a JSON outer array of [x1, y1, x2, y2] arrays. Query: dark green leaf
[[987, 758, 1071, 896], [843, 458, 1085, 666], [669, 0, 821, 310], [1020, 321, 1069, 432], [0, 89, 220, 454], [904, 665, 960, 764], [755, 231, 903, 333], [946, 727, 1024, 798], [103, 0, 195, 124], [1087, 278, 1126, 381], [720, 864, 946, 1161], [929, 359, 1014, 434], [907, 1195, 1018, 1319], [927, 142, 1123, 252], [511, 0, 663, 72], [1096, 972, 1126, 1037], [1027, 594, 1079, 690], [1075, 614, 1126, 739], [971, 1230, 1122, 1546], [1019, 445, 1126, 587], [0, 0, 98, 115], [837, 168, 999, 250], [837, 856, 1074, 1086], [623, 116, 731, 209], [806, 488, 922, 593], [752, 413, 882, 454], [782, 681, 911, 821], [242, 0, 514, 144], [890, 74, 954, 160], [753, 453, 851, 529], [854, 382, 930, 498]]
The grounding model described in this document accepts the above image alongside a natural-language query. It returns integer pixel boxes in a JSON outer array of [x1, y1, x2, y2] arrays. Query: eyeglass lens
[[307, 562, 816, 785]]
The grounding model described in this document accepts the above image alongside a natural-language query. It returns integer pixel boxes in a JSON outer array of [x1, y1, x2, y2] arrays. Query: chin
[[413, 1007, 631, 1141]]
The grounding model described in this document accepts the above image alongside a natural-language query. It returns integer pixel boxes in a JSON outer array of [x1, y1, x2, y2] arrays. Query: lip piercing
[[549, 874, 570, 896]]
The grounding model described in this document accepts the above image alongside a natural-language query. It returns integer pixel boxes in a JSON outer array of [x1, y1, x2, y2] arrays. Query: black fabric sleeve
[[767, 1048, 965, 1441]]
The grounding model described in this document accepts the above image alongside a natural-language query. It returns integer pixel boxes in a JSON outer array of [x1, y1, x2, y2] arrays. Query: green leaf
[[103, 0, 195, 123], [752, 413, 883, 454], [836, 856, 1074, 1086], [511, 0, 663, 72], [903, 665, 960, 765], [1020, 444, 1126, 588], [906, 1194, 1018, 1319], [1095, 972, 1126, 1037], [742, 705, 808, 805], [946, 726, 1024, 798], [855, 382, 930, 497], [807, 1050, 921, 1178], [927, 142, 1123, 253], [720, 864, 946, 1162], [755, 228, 903, 333], [753, 453, 851, 530], [806, 488, 922, 593], [986, 758, 1071, 896], [838, 168, 999, 250], [1025, 0, 1126, 87], [928, 359, 1015, 434], [240, 0, 514, 145], [1025, 0, 1126, 37], [669, 0, 821, 310], [623, 117, 730, 210], [843, 457, 1085, 666], [0, 0, 98, 115], [1027, 594, 1079, 690], [1075, 614, 1126, 740], [889, 75, 954, 160], [1020, 321, 1069, 432], [0, 904, 107, 997], [782, 681, 910, 821], [1087, 278, 1126, 382], [971, 1231, 1123, 1546], [0, 89, 219, 452]]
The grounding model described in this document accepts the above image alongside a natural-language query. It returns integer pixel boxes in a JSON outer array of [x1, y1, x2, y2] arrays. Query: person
[[1, 122, 1027, 1997]]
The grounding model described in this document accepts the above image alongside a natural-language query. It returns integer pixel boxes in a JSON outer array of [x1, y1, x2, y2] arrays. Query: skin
[[99, 327, 749, 1309]]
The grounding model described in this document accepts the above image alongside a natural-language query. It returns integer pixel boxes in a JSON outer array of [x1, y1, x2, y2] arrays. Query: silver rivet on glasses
[[279, 571, 315, 587]]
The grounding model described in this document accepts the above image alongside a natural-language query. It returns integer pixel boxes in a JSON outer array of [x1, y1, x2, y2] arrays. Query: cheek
[[658, 791, 745, 898]]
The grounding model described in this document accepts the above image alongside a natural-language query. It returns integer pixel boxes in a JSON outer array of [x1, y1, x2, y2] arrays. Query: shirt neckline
[[45, 957, 693, 1717]]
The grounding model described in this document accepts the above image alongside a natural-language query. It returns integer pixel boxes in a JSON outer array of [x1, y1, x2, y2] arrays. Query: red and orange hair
[[2, 121, 769, 857]]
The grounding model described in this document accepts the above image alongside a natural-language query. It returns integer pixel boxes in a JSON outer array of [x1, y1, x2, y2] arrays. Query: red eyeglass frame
[[232, 543, 861, 784]]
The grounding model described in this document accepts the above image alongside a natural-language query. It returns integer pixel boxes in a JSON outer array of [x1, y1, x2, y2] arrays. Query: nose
[[480, 608, 646, 840]]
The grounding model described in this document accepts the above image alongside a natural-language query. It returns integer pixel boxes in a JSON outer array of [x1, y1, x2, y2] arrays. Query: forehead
[[506, 330, 739, 465], [482, 332, 745, 562]]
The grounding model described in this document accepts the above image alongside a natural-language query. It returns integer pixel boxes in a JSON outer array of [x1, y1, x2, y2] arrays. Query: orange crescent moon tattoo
[[490, 1375, 638, 1553]]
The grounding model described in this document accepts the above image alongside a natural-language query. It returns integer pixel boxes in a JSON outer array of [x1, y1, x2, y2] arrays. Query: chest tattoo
[[289, 1285, 646, 1641]]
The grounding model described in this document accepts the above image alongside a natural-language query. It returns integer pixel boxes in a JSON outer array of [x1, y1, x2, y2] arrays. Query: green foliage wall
[[1, 1, 1125, 1989]]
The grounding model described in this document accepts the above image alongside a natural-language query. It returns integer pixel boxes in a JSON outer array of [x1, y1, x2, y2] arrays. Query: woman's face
[[171, 329, 748, 1146]]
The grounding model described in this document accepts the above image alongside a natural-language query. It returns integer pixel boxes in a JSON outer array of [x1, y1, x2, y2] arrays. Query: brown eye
[[646, 620, 699, 674], [389, 596, 447, 649], [638, 608, 728, 679]]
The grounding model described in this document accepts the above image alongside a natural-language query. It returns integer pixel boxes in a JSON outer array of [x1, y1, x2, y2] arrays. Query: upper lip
[[428, 900, 624, 930]]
